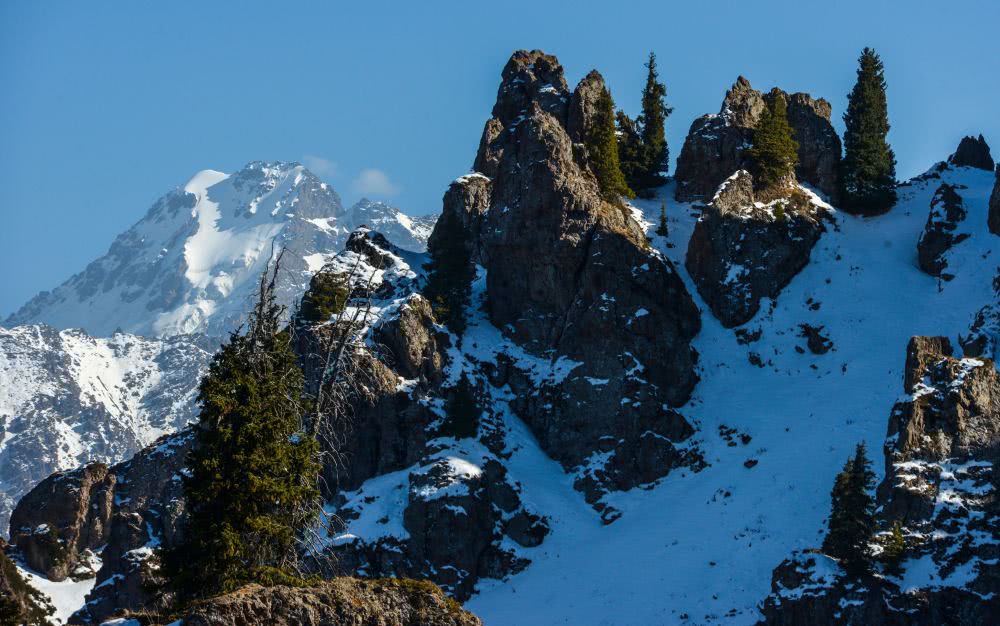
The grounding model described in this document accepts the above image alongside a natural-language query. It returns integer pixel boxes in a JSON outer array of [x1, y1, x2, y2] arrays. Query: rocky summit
[[3, 46, 1000, 626]]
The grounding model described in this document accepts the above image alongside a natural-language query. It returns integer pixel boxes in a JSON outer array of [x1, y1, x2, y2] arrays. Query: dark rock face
[[989, 165, 1000, 236], [179, 579, 481, 626], [674, 77, 841, 203], [442, 50, 702, 506], [685, 171, 830, 328], [948, 134, 995, 171], [1, 538, 56, 626], [917, 183, 970, 280], [760, 337, 1000, 624], [8, 463, 115, 581]]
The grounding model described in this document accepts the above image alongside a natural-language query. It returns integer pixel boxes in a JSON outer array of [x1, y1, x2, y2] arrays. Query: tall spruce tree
[[163, 260, 320, 600], [637, 51, 672, 189], [656, 201, 669, 237], [588, 87, 634, 202], [616, 110, 645, 192], [840, 48, 897, 215], [748, 89, 799, 190], [424, 213, 475, 336], [823, 442, 876, 576]]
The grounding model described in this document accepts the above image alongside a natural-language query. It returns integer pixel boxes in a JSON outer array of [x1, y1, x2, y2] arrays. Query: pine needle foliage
[[424, 213, 475, 336], [588, 87, 634, 203], [656, 201, 669, 237], [822, 442, 876, 577], [637, 52, 672, 188], [616, 111, 645, 194], [299, 271, 349, 325], [840, 48, 897, 215], [880, 520, 906, 576], [163, 257, 321, 600], [749, 89, 799, 190]]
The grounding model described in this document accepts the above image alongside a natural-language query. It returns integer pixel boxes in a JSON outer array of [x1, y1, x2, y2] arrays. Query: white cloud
[[351, 168, 400, 197], [302, 155, 337, 178]]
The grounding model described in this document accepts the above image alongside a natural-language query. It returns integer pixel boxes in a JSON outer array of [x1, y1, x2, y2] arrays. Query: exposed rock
[[686, 171, 830, 327], [917, 183, 970, 279], [760, 336, 1000, 624], [8, 463, 115, 581], [990, 165, 1000, 236], [674, 77, 841, 203], [177, 578, 481, 626], [434, 174, 492, 266], [566, 70, 606, 145], [374, 295, 447, 385], [0, 538, 56, 626], [452, 50, 703, 505], [798, 324, 832, 354], [948, 134, 995, 171]]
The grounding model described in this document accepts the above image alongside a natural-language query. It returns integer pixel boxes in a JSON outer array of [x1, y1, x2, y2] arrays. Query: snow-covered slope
[[0, 325, 213, 534], [5, 162, 434, 338], [343, 198, 436, 252], [459, 166, 997, 624]]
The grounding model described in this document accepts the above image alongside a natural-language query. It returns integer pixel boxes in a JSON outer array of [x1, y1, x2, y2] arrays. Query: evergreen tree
[[616, 110, 645, 193], [298, 270, 349, 325], [822, 442, 876, 576], [880, 520, 906, 576], [840, 48, 897, 215], [637, 51, 672, 189], [423, 213, 474, 336], [656, 201, 669, 237], [163, 262, 321, 600], [587, 87, 634, 202], [438, 372, 480, 440], [748, 89, 799, 190]]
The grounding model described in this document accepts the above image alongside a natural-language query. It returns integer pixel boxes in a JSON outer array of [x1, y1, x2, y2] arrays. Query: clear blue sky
[[2, 0, 998, 318]]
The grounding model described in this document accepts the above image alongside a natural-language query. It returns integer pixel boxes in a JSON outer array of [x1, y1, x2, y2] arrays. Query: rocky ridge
[[674, 76, 841, 203], [760, 336, 1000, 624]]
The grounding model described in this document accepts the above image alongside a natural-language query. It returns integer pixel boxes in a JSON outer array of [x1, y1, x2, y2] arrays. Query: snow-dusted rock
[[948, 134, 995, 171]]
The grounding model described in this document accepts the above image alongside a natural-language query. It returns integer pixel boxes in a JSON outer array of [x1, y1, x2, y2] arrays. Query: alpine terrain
[[3, 49, 999, 626]]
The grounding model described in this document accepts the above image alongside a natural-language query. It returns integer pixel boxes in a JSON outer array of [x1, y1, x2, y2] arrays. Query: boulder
[[178, 578, 481, 626], [427, 50, 703, 505], [674, 77, 841, 203], [948, 134, 995, 171], [685, 171, 830, 327], [917, 183, 970, 279], [8, 462, 115, 580]]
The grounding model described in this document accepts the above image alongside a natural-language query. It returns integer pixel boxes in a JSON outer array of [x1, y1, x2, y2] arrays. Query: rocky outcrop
[[917, 183, 970, 279], [989, 165, 1000, 236], [177, 578, 481, 626], [674, 77, 841, 202], [760, 337, 1000, 624], [8, 463, 115, 581], [686, 171, 830, 327], [948, 134, 995, 171], [445, 50, 702, 507]]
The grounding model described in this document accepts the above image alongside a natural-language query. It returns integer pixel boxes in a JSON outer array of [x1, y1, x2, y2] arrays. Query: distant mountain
[[5, 161, 434, 338], [0, 324, 213, 533]]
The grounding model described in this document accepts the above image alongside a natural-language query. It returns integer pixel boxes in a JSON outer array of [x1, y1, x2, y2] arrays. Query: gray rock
[[685, 171, 830, 328], [948, 134, 995, 171], [674, 77, 841, 203], [917, 183, 970, 279]]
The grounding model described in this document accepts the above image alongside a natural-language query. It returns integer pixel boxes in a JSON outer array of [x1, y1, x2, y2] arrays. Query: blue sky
[[2, 0, 998, 318]]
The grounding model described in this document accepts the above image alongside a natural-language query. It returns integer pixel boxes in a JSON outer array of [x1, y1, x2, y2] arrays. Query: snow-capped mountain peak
[[5, 161, 433, 339]]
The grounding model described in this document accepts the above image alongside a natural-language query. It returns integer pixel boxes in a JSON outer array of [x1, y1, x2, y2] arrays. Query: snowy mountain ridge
[[5, 161, 435, 338]]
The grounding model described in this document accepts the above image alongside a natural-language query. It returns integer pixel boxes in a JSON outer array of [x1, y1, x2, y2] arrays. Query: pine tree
[[840, 48, 897, 215], [163, 261, 320, 600], [424, 213, 474, 336], [587, 87, 634, 203], [438, 372, 480, 440], [822, 442, 876, 576], [637, 51, 672, 190], [880, 520, 906, 576], [616, 110, 645, 193], [748, 89, 799, 190], [656, 201, 669, 237]]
